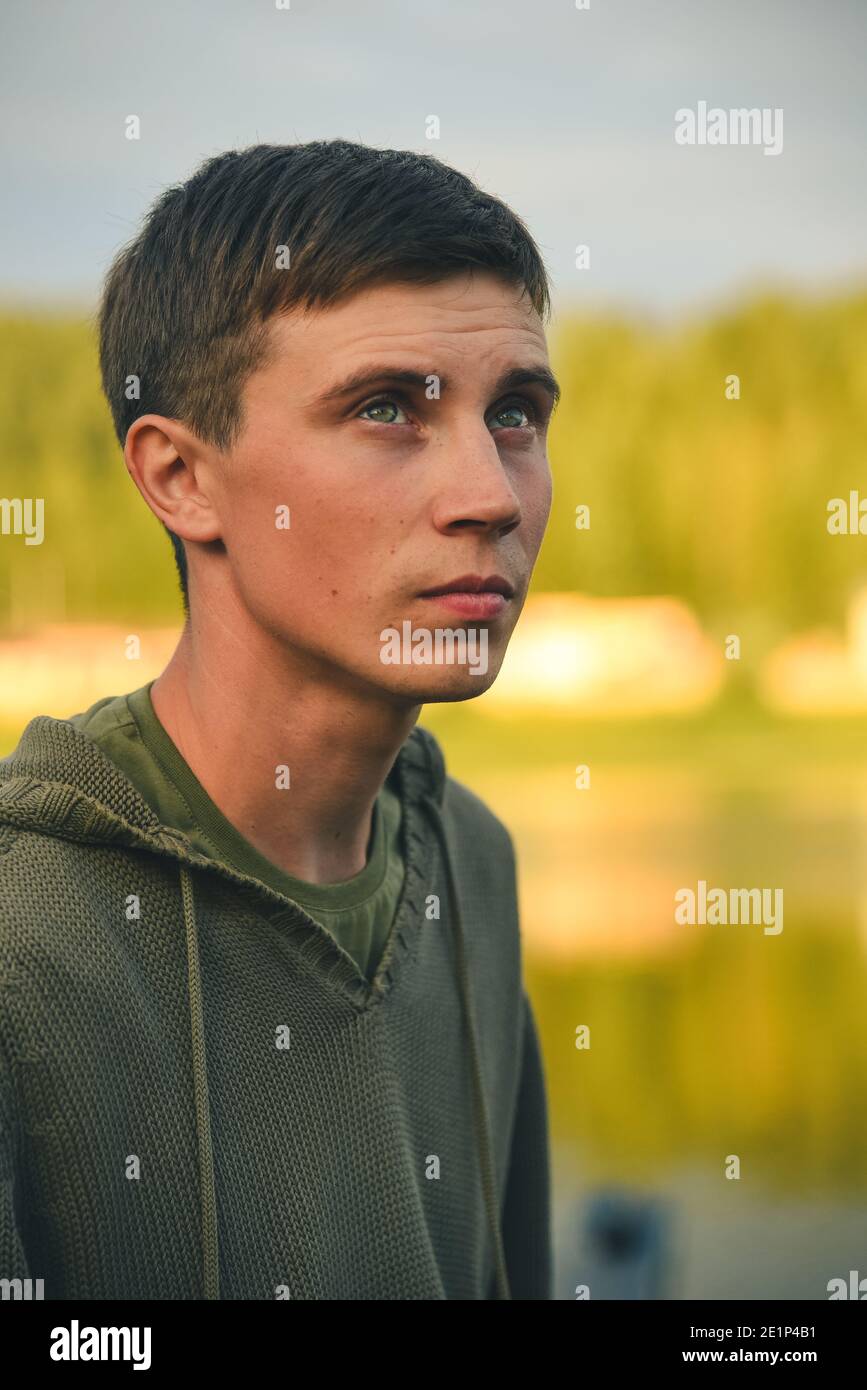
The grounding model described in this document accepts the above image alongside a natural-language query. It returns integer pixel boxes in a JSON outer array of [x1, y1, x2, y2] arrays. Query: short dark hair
[[97, 139, 553, 611]]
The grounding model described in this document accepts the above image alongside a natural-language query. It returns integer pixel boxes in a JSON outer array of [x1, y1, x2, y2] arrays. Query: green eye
[[358, 399, 407, 425], [491, 402, 531, 430]]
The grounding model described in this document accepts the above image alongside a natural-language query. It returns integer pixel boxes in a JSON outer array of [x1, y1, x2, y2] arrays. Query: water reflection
[[431, 724, 867, 1298]]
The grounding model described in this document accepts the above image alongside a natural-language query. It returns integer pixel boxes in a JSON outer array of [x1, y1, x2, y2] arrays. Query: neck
[[150, 604, 420, 886]]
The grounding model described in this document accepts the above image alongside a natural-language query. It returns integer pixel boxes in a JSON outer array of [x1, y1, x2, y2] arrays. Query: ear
[[124, 415, 223, 545]]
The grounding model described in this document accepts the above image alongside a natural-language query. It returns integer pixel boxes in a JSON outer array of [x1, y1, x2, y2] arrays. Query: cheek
[[517, 458, 553, 541], [224, 466, 390, 617]]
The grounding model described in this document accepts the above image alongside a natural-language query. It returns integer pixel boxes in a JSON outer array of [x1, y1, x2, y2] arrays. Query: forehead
[[260, 272, 548, 385]]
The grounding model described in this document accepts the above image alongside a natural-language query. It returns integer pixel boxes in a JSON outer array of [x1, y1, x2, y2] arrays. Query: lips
[[418, 574, 514, 599], [417, 574, 514, 620]]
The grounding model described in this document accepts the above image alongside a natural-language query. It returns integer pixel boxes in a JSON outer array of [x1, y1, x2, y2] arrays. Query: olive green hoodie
[[0, 706, 552, 1300]]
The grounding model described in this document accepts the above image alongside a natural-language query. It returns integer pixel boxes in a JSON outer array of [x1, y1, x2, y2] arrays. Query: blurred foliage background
[[2, 291, 867, 1298], [3, 291, 867, 632]]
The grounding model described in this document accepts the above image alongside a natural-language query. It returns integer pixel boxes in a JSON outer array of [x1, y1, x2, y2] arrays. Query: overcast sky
[[0, 0, 864, 320]]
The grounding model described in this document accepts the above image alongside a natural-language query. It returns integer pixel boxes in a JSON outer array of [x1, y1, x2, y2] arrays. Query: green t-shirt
[[69, 682, 404, 984]]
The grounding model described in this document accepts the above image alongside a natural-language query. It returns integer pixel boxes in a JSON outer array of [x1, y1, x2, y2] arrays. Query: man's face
[[208, 270, 556, 702]]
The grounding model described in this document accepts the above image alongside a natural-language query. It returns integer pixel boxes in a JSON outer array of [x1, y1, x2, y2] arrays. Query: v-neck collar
[[0, 700, 447, 1012]]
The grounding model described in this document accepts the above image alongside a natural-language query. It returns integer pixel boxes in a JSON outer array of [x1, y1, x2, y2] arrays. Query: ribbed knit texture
[[0, 709, 552, 1300]]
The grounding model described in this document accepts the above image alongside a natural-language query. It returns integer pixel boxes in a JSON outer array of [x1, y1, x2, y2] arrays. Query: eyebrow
[[314, 363, 562, 411]]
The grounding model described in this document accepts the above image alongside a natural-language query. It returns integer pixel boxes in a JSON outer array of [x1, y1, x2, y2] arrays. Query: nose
[[430, 425, 523, 538]]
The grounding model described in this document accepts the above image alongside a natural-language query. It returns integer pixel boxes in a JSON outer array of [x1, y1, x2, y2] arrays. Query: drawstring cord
[[420, 796, 512, 1301], [180, 865, 220, 1300], [179, 796, 512, 1303]]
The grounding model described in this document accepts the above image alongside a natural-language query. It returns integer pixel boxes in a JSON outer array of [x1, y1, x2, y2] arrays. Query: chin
[[376, 664, 502, 704]]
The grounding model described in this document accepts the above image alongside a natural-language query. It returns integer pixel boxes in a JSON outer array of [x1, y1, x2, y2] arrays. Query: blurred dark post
[[567, 1187, 673, 1300]]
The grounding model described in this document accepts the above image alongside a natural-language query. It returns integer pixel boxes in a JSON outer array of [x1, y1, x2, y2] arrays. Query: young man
[[0, 140, 559, 1300]]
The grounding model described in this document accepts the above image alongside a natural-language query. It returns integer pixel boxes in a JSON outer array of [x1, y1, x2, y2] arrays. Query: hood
[[0, 708, 512, 1299]]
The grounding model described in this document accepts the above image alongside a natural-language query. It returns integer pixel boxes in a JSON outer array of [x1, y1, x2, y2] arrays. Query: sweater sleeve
[[0, 1047, 31, 1282], [499, 989, 553, 1299]]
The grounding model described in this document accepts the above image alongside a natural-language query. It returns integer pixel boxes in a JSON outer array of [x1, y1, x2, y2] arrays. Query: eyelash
[[355, 393, 543, 429]]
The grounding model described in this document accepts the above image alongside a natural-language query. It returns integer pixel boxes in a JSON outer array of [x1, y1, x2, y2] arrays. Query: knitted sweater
[[0, 706, 552, 1300]]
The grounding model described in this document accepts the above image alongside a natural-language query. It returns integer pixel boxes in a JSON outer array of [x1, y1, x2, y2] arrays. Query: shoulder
[[0, 824, 90, 953], [406, 723, 517, 883], [0, 821, 144, 970], [441, 773, 516, 871], [0, 823, 41, 921]]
